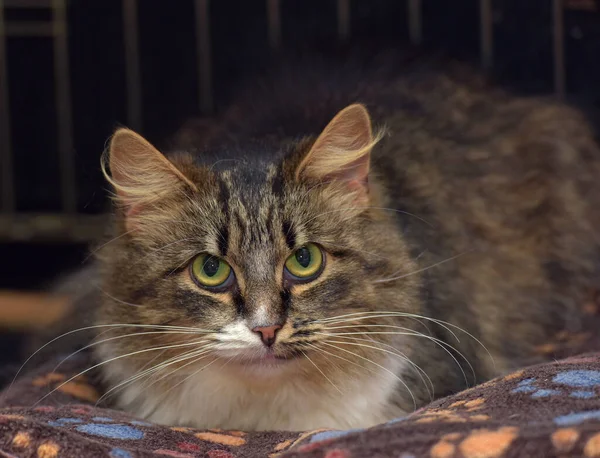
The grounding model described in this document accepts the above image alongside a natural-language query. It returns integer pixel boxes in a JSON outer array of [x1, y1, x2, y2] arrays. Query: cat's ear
[[295, 104, 379, 203], [104, 128, 197, 222]]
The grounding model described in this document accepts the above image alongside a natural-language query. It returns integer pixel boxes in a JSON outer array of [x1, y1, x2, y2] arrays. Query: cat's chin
[[223, 351, 300, 376]]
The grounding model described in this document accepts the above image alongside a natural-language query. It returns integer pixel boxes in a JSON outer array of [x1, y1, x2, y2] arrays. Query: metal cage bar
[[480, 0, 494, 69], [3, 0, 51, 6], [5, 22, 54, 36], [0, 0, 14, 213], [337, 0, 350, 42], [0, 0, 586, 241], [53, 0, 76, 213], [408, 0, 422, 45], [267, 0, 281, 50], [553, 0, 566, 98], [195, 0, 213, 114], [123, 0, 142, 131]]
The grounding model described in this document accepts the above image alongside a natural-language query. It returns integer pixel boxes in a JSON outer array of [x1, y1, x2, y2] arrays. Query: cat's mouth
[[244, 351, 294, 365], [230, 347, 303, 369]]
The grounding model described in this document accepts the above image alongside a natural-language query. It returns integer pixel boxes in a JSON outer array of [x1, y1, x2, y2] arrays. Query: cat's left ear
[[295, 103, 379, 204]]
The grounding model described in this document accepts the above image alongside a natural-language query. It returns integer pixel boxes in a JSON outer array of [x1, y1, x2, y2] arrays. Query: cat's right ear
[[294, 104, 381, 205], [104, 128, 197, 227]]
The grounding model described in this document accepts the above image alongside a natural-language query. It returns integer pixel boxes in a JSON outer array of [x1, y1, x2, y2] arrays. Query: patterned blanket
[[2, 351, 600, 458]]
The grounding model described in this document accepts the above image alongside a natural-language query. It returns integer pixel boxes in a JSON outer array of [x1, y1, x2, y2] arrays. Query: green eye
[[191, 254, 232, 288], [284, 243, 324, 280]]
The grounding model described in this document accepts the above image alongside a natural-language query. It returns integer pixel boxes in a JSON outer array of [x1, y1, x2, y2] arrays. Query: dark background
[[1, 0, 599, 367]]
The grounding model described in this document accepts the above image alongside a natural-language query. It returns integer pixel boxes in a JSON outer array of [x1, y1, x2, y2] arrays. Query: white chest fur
[[106, 358, 405, 431]]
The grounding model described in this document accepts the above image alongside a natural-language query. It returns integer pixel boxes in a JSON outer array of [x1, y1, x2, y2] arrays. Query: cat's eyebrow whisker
[[208, 158, 245, 173], [33, 339, 215, 406], [129, 237, 197, 268], [85, 217, 205, 261], [321, 241, 392, 260], [374, 250, 472, 284], [85, 227, 139, 261], [300, 205, 434, 229], [322, 330, 473, 387], [54, 331, 212, 373], [166, 256, 194, 278], [94, 286, 145, 308], [314, 335, 433, 400], [319, 341, 417, 411], [299, 349, 343, 395]]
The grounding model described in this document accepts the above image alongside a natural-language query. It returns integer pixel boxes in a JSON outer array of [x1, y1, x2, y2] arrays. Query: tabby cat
[[89, 54, 600, 431]]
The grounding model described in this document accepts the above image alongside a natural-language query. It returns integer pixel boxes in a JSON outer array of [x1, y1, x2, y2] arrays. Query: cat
[[85, 53, 600, 431]]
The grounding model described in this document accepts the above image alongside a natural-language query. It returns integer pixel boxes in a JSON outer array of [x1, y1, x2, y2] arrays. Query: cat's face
[[96, 105, 420, 389]]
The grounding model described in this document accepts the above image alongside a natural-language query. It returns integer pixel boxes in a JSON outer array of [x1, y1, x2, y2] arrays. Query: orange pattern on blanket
[[37, 441, 60, 458], [551, 428, 579, 453], [32, 373, 65, 387], [430, 440, 455, 458], [57, 381, 100, 403], [585, 432, 600, 457], [459, 426, 518, 458], [12, 431, 31, 448], [195, 432, 246, 446]]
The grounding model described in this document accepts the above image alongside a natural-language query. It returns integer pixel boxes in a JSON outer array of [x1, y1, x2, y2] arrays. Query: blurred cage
[[0, 0, 599, 244]]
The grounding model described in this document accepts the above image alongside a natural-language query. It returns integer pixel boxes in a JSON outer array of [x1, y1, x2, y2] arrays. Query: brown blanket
[[1, 350, 600, 458]]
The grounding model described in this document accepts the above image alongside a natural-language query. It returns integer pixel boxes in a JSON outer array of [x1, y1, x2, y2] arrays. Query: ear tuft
[[295, 104, 381, 202], [102, 128, 197, 219]]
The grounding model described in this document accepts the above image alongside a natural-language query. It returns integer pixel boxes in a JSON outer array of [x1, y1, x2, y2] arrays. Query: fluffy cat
[[90, 54, 600, 431]]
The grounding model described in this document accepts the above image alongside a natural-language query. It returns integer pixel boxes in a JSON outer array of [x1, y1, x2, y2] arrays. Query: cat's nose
[[252, 324, 282, 347]]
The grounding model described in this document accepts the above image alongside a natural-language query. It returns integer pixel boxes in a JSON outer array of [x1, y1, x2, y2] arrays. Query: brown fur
[[88, 54, 600, 428]]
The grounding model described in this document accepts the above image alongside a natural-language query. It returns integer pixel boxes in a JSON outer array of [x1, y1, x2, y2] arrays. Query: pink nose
[[252, 324, 282, 347]]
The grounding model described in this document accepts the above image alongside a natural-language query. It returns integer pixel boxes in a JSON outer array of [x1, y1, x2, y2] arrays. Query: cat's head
[[96, 104, 420, 388]]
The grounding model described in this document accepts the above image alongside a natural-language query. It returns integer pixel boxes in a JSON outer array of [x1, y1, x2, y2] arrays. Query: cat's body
[[85, 54, 600, 431]]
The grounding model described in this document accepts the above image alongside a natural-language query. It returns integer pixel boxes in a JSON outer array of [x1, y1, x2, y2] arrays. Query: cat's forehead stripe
[[217, 176, 231, 256]]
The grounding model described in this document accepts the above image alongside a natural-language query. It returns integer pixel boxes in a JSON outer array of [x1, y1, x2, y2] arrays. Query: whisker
[[138, 345, 219, 392], [303, 342, 383, 381], [129, 237, 197, 268], [322, 331, 472, 386], [320, 341, 416, 411], [318, 312, 461, 343], [300, 205, 434, 228], [111, 346, 208, 398], [33, 339, 213, 406], [324, 324, 418, 333], [85, 227, 139, 261], [152, 354, 221, 405], [323, 316, 435, 338], [94, 286, 144, 308], [318, 311, 494, 368], [96, 344, 216, 406], [6, 323, 214, 398], [322, 241, 391, 260], [300, 349, 343, 395], [53, 331, 210, 372], [320, 334, 434, 400], [374, 250, 472, 283]]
